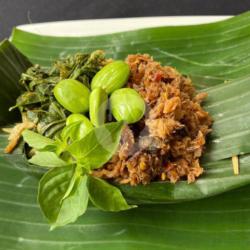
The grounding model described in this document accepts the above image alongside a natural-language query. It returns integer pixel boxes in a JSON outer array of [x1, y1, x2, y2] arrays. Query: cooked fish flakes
[[94, 54, 213, 185]]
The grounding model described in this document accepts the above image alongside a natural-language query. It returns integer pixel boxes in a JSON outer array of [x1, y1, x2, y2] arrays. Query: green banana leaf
[[0, 39, 31, 125], [11, 11, 250, 88], [3, 12, 250, 202], [1, 135, 250, 250], [1, 13, 250, 248]]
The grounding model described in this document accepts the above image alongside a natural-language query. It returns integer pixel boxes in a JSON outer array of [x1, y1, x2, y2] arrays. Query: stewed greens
[[10, 50, 107, 138]]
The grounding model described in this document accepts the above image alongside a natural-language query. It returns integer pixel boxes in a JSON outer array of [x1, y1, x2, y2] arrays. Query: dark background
[[1, 0, 250, 39]]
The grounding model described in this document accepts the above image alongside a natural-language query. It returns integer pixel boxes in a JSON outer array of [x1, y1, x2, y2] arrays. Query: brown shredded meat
[[93, 54, 212, 185], [4, 115, 35, 153]]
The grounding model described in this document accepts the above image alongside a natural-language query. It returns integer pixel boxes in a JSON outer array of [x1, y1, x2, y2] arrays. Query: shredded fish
[[4, 115, 35, 153], [93, 54, 212, 185]]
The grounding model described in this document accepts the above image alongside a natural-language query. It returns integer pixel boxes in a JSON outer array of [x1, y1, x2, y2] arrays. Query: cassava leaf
[[67, 121, 124, 169], [87, 175, 135, 211], [29, 151, 68, 168], [10, 50, 107, 140], [9, 91, 47, 111]]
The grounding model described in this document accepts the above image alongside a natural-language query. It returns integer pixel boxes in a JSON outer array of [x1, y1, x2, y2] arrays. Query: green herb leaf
[[61, 120, 93, 143], [29, 151, 68, 168], [51, 175, 89, 230], [38, 165, 74, 222], [87, 175, 135, 211], [38, 165, 88, 229], [60, 122, 80, 142], [67, 121, 124, 169], [22, 129, 55, 149]]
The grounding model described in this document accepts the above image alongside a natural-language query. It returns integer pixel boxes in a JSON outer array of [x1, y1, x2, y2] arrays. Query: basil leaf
[[87, 176, 136, 211], [29, 151, 68, 168], [22, 129, 55, 149], [38, 165, 74, 223], [60, 122, 79, 142], [67, 121, 124, 169], [38, 165, 89, 229], [60, 121, 92, 143], [51, 175, 88, 229]]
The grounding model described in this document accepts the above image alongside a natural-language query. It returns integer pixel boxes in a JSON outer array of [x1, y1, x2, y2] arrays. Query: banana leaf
[[11, 12, 250, 88], [1, 135, 250, 249], [1, 12, 250, 201], [0, 39, 31, 125], [1, 12, 250, 249]]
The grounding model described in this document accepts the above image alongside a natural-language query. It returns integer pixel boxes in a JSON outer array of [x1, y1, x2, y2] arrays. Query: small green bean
[[91, 61, 130, 94], [110, 88, 145, 124], [89, 88, 108, 127], [54, 79, 90, 113]]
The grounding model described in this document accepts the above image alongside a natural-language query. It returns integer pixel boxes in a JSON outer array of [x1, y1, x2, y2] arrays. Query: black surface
[[0, 0, 250, 40]]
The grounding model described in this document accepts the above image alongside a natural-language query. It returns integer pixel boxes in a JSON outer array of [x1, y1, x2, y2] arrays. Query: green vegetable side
[[19, 57, 145, 229], [110, 88, 146, 123], [89, 87, 108, 126], [9, 50, 107, 138], [54, 79, 90, 113], [91, 60, 130, 93]]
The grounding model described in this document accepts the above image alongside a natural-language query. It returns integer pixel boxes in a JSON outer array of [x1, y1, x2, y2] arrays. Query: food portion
[[5, 50, 212, 228], [95, 54, 212, 185], [8, 50, 107, 142]]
